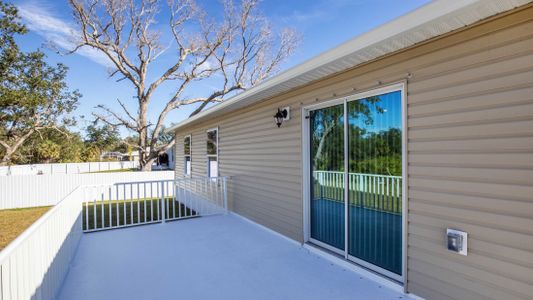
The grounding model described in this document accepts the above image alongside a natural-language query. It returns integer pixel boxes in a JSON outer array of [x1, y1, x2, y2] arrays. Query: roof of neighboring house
[[167, 0, 532, 132]]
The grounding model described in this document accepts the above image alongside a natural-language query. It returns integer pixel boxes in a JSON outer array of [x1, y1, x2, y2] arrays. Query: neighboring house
[[154, 146, 176, 170], [166, 145, 175, 170], [168, 1, 533, 299], [100, 147, 175, 169], [128, 151, 140, 162], [100, 151, 126, 161]]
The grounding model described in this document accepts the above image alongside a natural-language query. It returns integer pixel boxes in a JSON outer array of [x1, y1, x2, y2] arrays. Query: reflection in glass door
[[309, 103, 345, 251], [307, 87, 403, 279], [347, 91, 403, 276]]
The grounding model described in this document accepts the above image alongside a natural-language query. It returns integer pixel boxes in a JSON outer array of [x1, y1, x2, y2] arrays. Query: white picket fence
[[0, 171, 174, 210], [0, 186, 84, 300], [0, 161, 139, 176]]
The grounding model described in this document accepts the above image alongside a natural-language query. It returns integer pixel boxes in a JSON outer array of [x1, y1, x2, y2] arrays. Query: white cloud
[[290, 10, 326, 23], [17, 2, 112, 67], [281, 0, 370, 24]]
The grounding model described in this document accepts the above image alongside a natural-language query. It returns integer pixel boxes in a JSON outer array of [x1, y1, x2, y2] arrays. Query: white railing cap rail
[[80, 180, 175, 188], [111, 176, 231, 185], [0, 186, 82, 264], [314, 171, 401, 179], [176, 176, 230, 181]]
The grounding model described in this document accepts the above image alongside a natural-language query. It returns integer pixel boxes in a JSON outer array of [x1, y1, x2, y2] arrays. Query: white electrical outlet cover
[[447, 228, 468, 256]]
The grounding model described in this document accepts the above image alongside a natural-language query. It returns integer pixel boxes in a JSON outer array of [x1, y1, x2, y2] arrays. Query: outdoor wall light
[[274, 107, 290, 127]]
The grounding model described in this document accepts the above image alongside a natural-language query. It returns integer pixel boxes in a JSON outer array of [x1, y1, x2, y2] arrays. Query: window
[[184, 135, 191, 176], [207, 128, 218, 178]]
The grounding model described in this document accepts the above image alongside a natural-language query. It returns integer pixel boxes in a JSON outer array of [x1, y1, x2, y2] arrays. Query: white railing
[[82, 177, 228, 232], [313, 171, 402, 214], [0, 161, 139, 176], [0, 187, 84, 300], [0, 176, 229, 299], [0, 171, 174, 210]]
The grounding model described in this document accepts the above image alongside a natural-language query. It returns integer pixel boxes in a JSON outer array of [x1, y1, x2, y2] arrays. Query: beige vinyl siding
[[174, 135, 183, 178], [174, 5, 533, 299], [191, 127, 208, 176]]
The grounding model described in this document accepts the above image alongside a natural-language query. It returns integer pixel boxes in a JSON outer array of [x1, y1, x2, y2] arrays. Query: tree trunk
[[140, 162, 152, 171], [139, 146, 161, 172], [137, 96, 151, 171], [313, 122, 335, 166], [0, 130, 34, 166], [0, 151, 14, 166], [140, 154, 157, 171]]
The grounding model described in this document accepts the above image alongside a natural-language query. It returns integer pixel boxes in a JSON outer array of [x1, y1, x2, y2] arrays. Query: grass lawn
[[0, 206, 51, 251], [83, 198, 196, 231]]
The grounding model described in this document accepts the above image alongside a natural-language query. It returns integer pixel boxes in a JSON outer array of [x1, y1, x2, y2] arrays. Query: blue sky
[[12, 0, 430, 137]]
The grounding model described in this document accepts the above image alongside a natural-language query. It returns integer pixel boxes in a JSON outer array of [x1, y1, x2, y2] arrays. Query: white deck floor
[[58, 214, 408, 300]]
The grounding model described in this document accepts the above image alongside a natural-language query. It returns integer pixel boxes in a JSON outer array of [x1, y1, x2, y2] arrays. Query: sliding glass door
[[309, 103, 345, 251], [307, 86, 404, 280], [347, 90, 403, 277]]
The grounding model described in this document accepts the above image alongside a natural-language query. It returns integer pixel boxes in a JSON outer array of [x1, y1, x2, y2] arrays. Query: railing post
[[223, 177, 228, 214], [160, 181, 166, 223], [318, 172, 323, 199], [84, 186, 89, 231]]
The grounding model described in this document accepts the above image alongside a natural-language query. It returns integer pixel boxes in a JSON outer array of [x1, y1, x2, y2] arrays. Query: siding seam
[[409, 209, 533, 236], [408, 81, 533, 106], [408, 95, 533, 118], [410, 196, 533, 220], [408, 174, 533, 186], [408, 131, 533, 142], [409, 60, 533, 95], [409, 115, 533, 130]]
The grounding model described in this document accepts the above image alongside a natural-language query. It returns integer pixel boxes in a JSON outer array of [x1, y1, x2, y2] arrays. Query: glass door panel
[[309, 103, 345, 251], [347, 91, 403, 275]]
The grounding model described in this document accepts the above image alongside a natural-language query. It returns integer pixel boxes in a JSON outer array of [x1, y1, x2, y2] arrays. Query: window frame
[[183, 134, 192, 177], [206, 127, 219, 178]]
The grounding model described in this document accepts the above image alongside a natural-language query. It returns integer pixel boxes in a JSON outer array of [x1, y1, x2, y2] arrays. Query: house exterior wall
[[175, 5, 533, 299]]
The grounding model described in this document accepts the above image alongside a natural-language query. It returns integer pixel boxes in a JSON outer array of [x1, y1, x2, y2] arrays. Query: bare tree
[[67, 0, 299, 170]]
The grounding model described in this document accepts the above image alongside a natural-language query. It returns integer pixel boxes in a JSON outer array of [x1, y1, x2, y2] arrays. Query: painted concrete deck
[[58, 214, 408, 300]]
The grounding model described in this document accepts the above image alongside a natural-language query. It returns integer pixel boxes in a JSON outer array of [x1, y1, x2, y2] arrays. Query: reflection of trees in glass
[[350, 95, 401, 176], [311, 95, 402, 176], [311, 96, 383, 172], [207, 130, 217, 155], [311, 104, 343, 172], [184, 136, 191, 155], [350, 128, 401, 176]]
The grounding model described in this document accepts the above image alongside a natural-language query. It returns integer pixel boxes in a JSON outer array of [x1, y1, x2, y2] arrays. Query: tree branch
[[66, 0, 298, 170], [93, 104, 138, 131]]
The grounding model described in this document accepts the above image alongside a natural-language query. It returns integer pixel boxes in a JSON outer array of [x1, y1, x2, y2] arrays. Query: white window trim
[[206, 127, 219, 177], [184, 134, 192, 177], [301, 81, 408, 287]]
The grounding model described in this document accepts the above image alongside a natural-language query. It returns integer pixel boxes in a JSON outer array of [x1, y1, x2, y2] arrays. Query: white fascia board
[[167, 0, 531, 133]]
